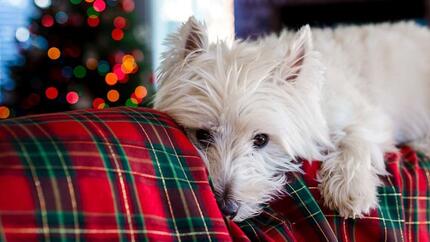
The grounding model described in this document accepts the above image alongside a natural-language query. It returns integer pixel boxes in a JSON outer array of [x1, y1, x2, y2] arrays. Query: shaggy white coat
[[154, 17, 430, 221]]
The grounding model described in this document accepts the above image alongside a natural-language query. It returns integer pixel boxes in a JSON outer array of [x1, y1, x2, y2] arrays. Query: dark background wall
[[234, 0, 430, 39]]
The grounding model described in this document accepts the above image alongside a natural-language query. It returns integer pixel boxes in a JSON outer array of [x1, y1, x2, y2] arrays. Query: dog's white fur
[[154, 18, 430, 221]]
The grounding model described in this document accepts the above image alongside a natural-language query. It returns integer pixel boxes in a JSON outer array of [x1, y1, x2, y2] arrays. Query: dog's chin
[[231, 201, 264, 222], [223, 174, 290, 221]]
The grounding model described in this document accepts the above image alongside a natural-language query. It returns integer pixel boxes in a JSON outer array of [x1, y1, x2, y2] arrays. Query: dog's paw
[[319, 160, 380, 218]]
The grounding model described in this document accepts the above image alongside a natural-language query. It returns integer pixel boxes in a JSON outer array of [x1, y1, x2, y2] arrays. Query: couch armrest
[[0, 107, 230, 241]]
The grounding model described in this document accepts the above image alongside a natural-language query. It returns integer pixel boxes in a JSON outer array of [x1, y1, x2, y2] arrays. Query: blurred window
[[149, 0, 234, 71], [0, 0, 33, 103]]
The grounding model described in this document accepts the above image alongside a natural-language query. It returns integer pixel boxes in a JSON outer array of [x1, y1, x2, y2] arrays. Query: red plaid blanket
[[0, 107, 428, 241], [231, 147, 430, 242]]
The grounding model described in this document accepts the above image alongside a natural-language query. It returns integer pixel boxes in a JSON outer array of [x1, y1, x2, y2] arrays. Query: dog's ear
[[183, 17, 208, 58], [161, 17, 207, 66], [283, 25, 313, 82]]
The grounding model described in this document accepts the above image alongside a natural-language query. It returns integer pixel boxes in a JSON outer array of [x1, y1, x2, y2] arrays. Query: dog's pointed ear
[[283, 25, 313, 82], [183, 17, 208, 58]]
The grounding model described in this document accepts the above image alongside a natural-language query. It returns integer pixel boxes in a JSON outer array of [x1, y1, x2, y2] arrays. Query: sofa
[[0, 107, 428, 241]]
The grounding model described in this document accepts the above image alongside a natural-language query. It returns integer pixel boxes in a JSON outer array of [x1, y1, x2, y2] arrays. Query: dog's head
[[154, 17, 330, 221]]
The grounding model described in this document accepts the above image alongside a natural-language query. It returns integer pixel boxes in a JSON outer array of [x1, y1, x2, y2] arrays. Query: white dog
[[154, 17, 430, 221]]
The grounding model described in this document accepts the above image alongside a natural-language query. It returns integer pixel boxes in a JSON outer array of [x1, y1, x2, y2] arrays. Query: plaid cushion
[[0, 107, 230, 241], [232, 147, 430, 242], [0, 107, 429, 241]]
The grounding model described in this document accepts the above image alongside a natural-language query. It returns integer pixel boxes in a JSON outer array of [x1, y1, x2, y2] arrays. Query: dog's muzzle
[[219, 199, 239, 218]]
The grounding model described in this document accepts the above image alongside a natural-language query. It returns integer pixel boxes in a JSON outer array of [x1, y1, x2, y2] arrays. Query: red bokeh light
[[94, 0, 106, 12], [92, 98, 105, 109], [42, 15, 54, 27], [111, 28, 124, 41], [113, 64, 125, 80], [87, 16, 100, 27], [113, 16, 126, 29], [122, 0, 135, 12], [66, 91, 79, 104], [45, 87, 58, 100]]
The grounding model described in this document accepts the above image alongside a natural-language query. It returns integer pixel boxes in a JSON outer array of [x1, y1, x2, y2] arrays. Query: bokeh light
[[111, 28, 124, 41], [87, 7, 99, 17], [134, 86, 147, 99], [41, 15, 54, 27], [122, 0, 135, 12], [105, 72, 118, 85], [125, 98, 138, 107], [107, 89, 119, 102], [113, 64, 125, 80], [93, 0, 106, 12], [15, 27, 30, 42], [73, 65, 87, 78], [47, 47, 61, 60], [114, 16, 126, 29], [121, 54, 136, 74], [0, 107, 10, 119], [45, 87, 58, 99], [34, 0, 51, 8], [55, 11, 69, 24], [66, 91, 79, 104], [97, 60, 110, 74], [86, 57, 98, 70], [87, 16, 100, 27], [92, 98, 105, 109]]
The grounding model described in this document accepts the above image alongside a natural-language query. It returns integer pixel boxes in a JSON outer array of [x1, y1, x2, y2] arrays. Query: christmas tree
[[5, 0, 152, 118]]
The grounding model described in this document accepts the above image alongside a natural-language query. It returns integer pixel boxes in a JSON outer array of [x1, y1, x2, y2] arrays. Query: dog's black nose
[[219, 199, 239, 218]]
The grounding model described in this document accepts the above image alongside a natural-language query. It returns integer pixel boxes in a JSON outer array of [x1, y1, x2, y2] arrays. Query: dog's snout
[[219, 199, 239, 218], [216, 184, 239, 218]]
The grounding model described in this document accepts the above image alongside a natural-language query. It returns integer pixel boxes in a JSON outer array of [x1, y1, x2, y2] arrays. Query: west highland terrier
[[154, 17, 430, 221]]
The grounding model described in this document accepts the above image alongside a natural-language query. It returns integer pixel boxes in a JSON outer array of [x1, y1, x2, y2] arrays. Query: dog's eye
[[196, 129, 213, 147], [253, 133, 269, 148]]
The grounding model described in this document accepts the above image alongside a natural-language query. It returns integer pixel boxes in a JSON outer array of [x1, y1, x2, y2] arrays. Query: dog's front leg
[[319, 108, 393, 218]]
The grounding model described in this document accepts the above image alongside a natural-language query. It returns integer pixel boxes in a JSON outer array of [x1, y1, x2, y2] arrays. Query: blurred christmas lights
[[16, 27, 30, 42], [93, 0, 106, 12], [66, 91, 79, 104], [34, 0, 51, 9], [41, 15, 54, 27], [0, 107, 11, 119], [105, 72, 118, 85], [107, 89, 119, 102], [45, 87, 58, 100], [111, 28, 124, 41], [134, 86, 147, 99], [47, 47, 61, 60], [114, 16, 126, 29], [6, 0, 151, 119]]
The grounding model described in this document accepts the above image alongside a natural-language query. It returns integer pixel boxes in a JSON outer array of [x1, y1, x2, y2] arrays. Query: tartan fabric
[[233, 147, 430, 242], [0, 107, 231, 242], [0, 107, 429, 241]]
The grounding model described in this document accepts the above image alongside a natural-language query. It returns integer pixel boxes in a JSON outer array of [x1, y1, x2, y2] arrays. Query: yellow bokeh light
[[47, 47, 61, 60], [121, 54, 136, 74], [97, 103, 106, 109], [130, 97, 138, 104], [0, 106, 10, 119], [107, 89, 120, 102]]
